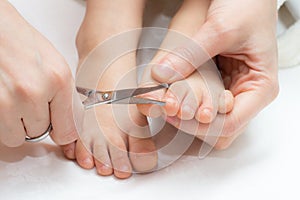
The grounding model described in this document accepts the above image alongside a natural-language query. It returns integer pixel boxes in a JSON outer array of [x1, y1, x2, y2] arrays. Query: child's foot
[[138, 0, 234, 123], [62, 54, 158, 179], [138, 66, 234, 123], [61, 0, 157, 179]]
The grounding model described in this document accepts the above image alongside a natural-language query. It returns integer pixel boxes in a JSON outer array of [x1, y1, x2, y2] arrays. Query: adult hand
[[0, 1, 83, 147], [151, 0, 279, 149]]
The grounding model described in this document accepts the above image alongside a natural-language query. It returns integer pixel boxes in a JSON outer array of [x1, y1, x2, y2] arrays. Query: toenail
[[202, 108, 212, 118], [165, 97, 177, 107], [182, 104, 195, 116], [100, 164, 111, 172], [120, 164, 131, 172], [83, 157, 93, 165]]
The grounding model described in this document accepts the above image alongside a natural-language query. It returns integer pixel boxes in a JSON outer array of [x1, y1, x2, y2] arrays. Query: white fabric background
[[1, 1, 300, 200]]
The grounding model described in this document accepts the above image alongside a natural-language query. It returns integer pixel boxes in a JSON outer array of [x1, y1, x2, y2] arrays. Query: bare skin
[[61, 0, 158, 179], [62, 0, 235, 179], [138, 0, 234, 124], [150, 0, 279, 149], [0, 1, 81, 147]]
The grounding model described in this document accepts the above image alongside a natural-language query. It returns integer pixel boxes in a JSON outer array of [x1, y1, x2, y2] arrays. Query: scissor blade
[[112, 97, 166, 106], [76, 86, 93, 97], [83, 97, 165, 109], [112, 83, 168, 101], [83, 99, 114, 110]]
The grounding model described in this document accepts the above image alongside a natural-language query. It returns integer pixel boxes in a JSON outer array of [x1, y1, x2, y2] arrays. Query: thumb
[[151, 22, 227, 83]]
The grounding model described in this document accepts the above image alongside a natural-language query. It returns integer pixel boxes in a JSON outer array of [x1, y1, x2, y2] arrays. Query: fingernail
[[152, 63, 176, 82]]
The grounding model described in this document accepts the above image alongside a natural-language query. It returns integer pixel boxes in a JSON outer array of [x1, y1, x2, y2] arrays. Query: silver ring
[[25, 124, 52, 143]]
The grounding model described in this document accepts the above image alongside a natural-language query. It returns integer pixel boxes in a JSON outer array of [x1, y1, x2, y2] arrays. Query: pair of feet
[[61, 0, 234, 179]]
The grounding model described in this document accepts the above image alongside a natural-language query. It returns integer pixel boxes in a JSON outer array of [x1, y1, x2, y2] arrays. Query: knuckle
[[50, 63, 73, 88], [14, 81, 44, 102]]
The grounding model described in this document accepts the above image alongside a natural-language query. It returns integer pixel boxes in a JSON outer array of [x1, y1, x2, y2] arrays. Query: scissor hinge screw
[[102, 93, 110, 101]]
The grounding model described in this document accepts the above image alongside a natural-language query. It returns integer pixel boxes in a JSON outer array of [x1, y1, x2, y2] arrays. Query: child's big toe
[[75, 140, 94, 169]]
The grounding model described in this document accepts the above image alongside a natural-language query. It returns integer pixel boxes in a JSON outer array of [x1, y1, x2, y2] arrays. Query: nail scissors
[[77, 83, 168, 109], [25, 84, 168, 143]]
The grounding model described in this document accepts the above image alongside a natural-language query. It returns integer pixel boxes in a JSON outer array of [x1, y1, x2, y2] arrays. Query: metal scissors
[[25, 84, 168, 142], [77, 83, 168, 109]]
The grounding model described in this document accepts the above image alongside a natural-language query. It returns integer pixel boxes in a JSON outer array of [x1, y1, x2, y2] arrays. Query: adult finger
[[151, 21, 237, 83], [0, 88, 26, 147], [21, 101, 50, 139], [0, 118, 26, 147], [49, 72, 84, 145]]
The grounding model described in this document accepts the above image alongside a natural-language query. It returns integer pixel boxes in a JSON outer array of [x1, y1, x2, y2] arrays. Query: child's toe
[[164, 90, 180, 116], [128, 136, 158, 173], [75, 140, 94, 169], [178, 91, 199, 120], [137, 83, 166, 118], [108, 136, 132, 179], [218, 90, 234, 114], [61, 142, 76, 160], [195, 93, 218, 124], [165, 81, 187, 117], [93, 142, 113, 176]]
